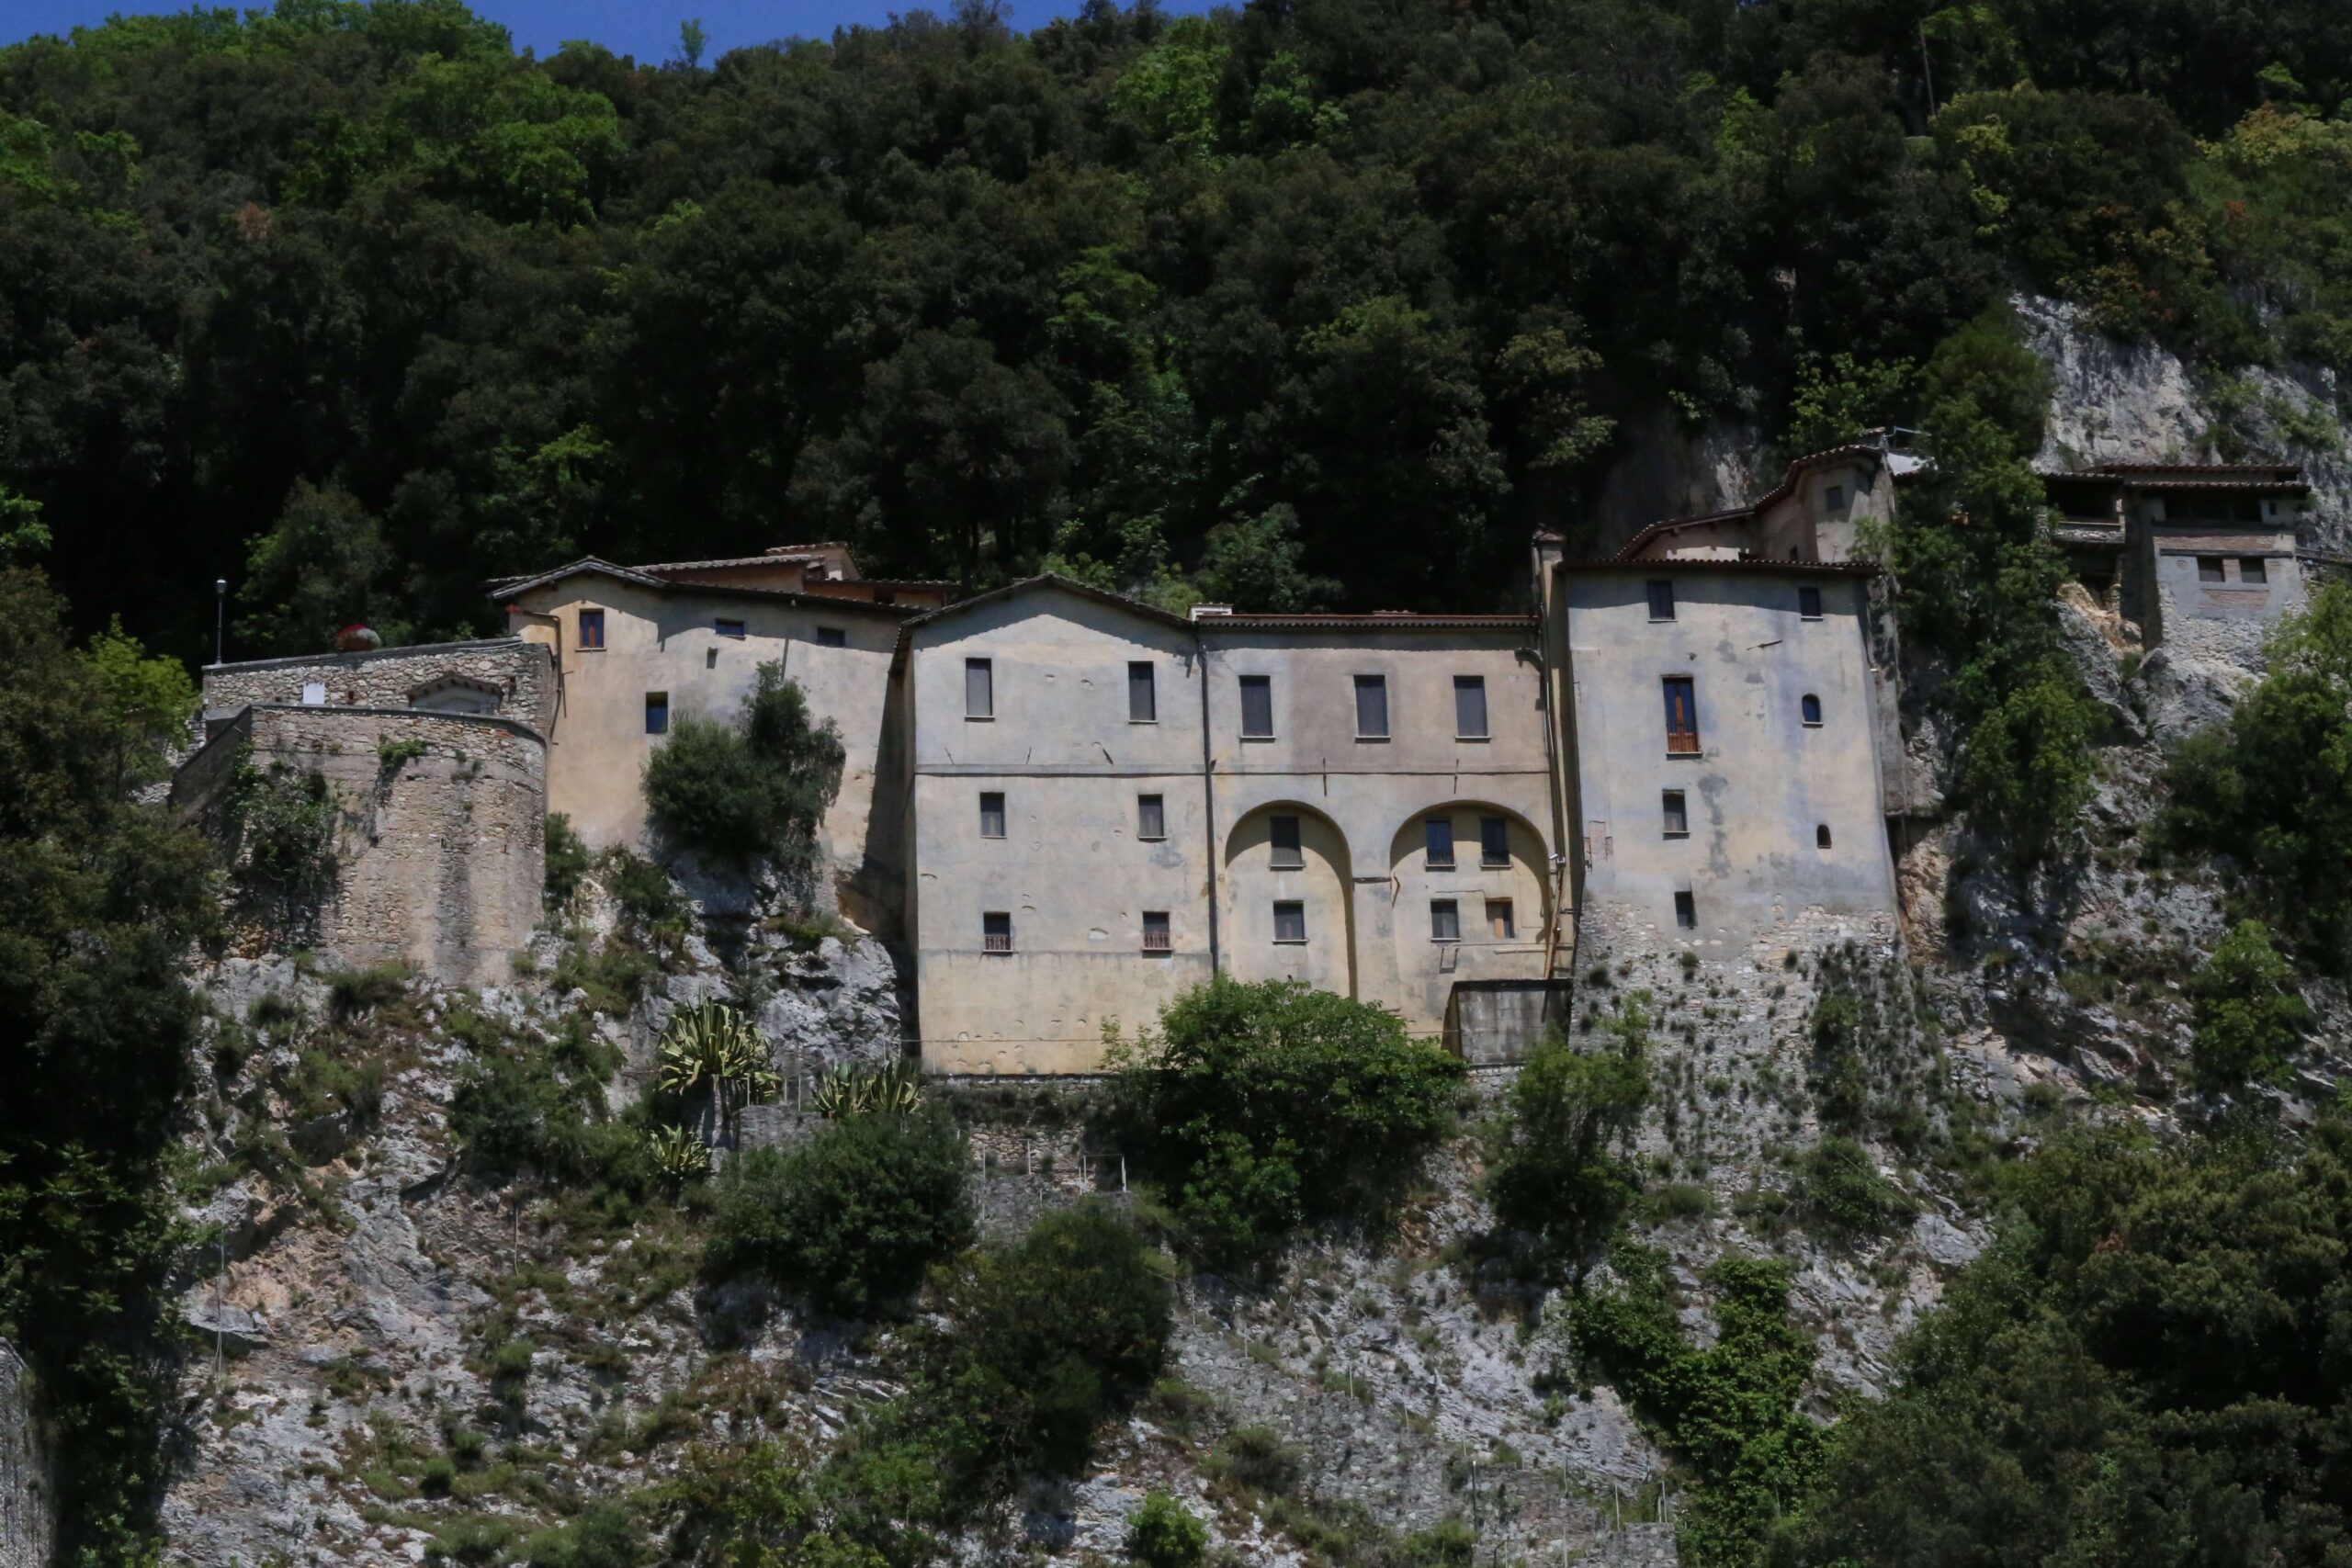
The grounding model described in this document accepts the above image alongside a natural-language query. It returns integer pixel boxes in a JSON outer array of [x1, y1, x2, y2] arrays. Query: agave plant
[[809, 1062, 924, 1119], [646, 1124, 709, 1182], [656, 1002, 780, 1143]]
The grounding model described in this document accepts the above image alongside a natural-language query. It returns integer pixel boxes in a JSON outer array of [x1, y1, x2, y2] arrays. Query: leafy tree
[[1104, 976, 1464, 1264], [82, 615, 195, 789], [1126, 1491, 1208, 1568], [644, 660, 844, 875], [2188, 919, 2311, 1095], [235, 478, 399, 657], [703, 1105, 972, 1317], [1485, 998, 1653, 1280]]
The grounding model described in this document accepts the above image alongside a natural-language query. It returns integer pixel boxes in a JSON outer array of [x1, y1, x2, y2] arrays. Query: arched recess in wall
[[409, 676, 503, 716], [1221, 801, 1357, 999], [1384, 801, 1553, 1005]]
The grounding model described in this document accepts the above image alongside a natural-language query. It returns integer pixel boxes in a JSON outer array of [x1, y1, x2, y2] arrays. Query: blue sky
[[0, 0, 1159, 62]]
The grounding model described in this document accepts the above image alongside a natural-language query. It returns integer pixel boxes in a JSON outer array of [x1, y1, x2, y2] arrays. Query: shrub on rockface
[[2188, 919, 2311, 1097], [1103, 976, 1464, 1264], [644, 660, 843, 874], [1486, 996, 1653, 1280], [703, 1105, 972, 1316]]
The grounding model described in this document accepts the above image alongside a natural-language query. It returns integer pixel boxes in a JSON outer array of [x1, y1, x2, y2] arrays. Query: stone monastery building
[[179, 451, 2312, 1073]]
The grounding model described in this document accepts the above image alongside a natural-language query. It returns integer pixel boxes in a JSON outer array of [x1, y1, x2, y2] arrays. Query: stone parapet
[[203, 637, 555, 735]]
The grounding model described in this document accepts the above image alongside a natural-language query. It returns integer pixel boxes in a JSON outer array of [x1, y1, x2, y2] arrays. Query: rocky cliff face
[[0, 1343, 51, 1568]]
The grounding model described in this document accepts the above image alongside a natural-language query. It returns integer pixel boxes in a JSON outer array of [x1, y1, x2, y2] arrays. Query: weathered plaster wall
[[203, 638, 555, 736], [503, 580, 907, 924], [1561, 568, 1897, 965], [243, 705, 547, 987], [2141, 522, 2306, 661], [909, 591, 1211, 1074], [0, 1342, 49, 1568]]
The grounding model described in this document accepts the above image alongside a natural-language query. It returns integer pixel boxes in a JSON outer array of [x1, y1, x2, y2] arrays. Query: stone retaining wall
[[204, 637, 555, 734]]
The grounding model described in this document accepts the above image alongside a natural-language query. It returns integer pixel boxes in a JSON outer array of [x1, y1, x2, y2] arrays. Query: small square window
[[2198, 556, 2226, 583], [1673, 890, 1696, 931], [983, 911, 1012, 953], [2241, 557, 2268, 583], [716, 617, 746, 639], [1137, 794, 1166, 840], [645, 692, 669, 735], [1646, 580, 1676, 621], [978, 791, 1006, 839], [577, 609, 605, 649], [1142, 911, 1171, 952], [1487, 898, 1515, 941], [1270, 814, 1304, 870], [1239, 675, 1274, 739], [1425, 818, 1455, 868], [966, 658, 993, 718], [1662, 790, 1688, 836], [1272, 900, 1306, 943], [816, 626, 847, 648], [1354, 674, 1389, 739], [1480, 816, 1510, 867], [1129, 661, 1158, 723], [1430, 899, 1460, 942], [1454, 676, 1488, 739], [1798, 586, 1823, 619]]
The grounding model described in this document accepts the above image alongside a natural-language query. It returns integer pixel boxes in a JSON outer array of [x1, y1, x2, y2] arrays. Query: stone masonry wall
[[204, 637, 556, 735], [0, 1342, 50, 1568], [246, 705, 547, 987]]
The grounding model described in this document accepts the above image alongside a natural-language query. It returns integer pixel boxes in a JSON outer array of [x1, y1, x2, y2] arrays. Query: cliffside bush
[[1486, 997, 1653, 1280], [450, 1013, 656, 1223], [2162, 583, 2352, 972], [703, 1105, 971, 1317], [644, 661, 843, 876], [1781, 1121, 2352, 1565], [1103, 976, 1464, 1264], [2188, 919, 2311, 1096], [1126, 1491, 1208, 1568]]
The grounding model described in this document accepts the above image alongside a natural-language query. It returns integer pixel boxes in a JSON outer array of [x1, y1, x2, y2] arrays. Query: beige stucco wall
[[906, 589, 1210, 1073], [503, 580, 908, 921], [1200, 626, 1559, 1042], [202, 638, 555, 735], [1559, 568, 1896, 964], [239, 705, 547, 986]]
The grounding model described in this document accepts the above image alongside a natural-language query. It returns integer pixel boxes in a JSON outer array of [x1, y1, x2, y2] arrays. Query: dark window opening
[[1816, 823, 1832, 849], [1239, 675, 1274, 738], [1272, 901, 1306, 943], [1798, 586, 1823, 619], [1430, 899, 1460, 942], [1662, 790, 1688, 836], [983, 911, 1012, 953], [1454, 675, 1488, 739], [1143, 911, 1170, 952], [644, 692, 668, 735], [1129, 660, 1157, 723], [1664, 677, 1701, 754], [1487, 898, 1516, 941], [1801, 693, 1823, 726], [577, 609, 605, 649], [1480, 816, 1510, 867], [2241, 557, 2268, 583], [1354, 674, 1389, 739], [816, 626, 847, 648], [716, 617, 746, 639], [978, 792, 1006, 839], [1646, 580, 1675, 620], [966, 658, 994, 718], [1137, 794, 1166, 840], [2198, 556, 2226, 583], [1425, 818, 1455, 867], [1271, 814, 1304, 869], [1673, 891, 1697, 930]]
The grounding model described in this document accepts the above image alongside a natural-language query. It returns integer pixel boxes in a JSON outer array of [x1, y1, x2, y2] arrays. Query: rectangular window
[[1128, 660, 1157, 723], [2241, 557, 2268, 583], [645, 692, 669, 735], [1487, 898, 1516, 941], [978, 792, 1006, 839], [816, 626, 847, 648], [1673, 890, 1697, 930], [1825, 483, 1846, 513], [965, 658, 993, 718], [1270, 814, 1304, 870], [1480, 816, 1510, 867], [1239, 675, 1274, 739], [1454, 675, 1489, 739], [1142, 911, 1171, 952], [1137, 794, 1166, 840], [1272, 900, 1306, 943], [1430, 899, 1460, 942], [983, 911, 1012, 953], [716, 617, 746, 639], [1425, 818, 1455, 868], [577, 608, 605, 649], [1646, 580, 1676, 620], [2198, 556, 2226, 583], [1798, 585, 1823, 619], [1662, 790, 1689, 836], [1354, 674, 1389, 739], [1663, 676, 1701, 755]]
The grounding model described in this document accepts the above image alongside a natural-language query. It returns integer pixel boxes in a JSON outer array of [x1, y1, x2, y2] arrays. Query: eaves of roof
[[1561, 557, 1881, 579], [1613, 442, 1889, 562], [489, 558, 922, 616]]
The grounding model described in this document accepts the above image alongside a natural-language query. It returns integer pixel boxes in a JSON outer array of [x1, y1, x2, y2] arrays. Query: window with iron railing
[[1142, 911, 1170, 952], [983, 911, 1012, 953]]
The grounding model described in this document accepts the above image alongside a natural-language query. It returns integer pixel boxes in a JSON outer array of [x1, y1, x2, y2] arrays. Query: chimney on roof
[[1190, 603, 1232, 619]]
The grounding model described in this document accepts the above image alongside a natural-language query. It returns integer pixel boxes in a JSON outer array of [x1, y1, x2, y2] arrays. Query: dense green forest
[[5, 0, 2352, 660]]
